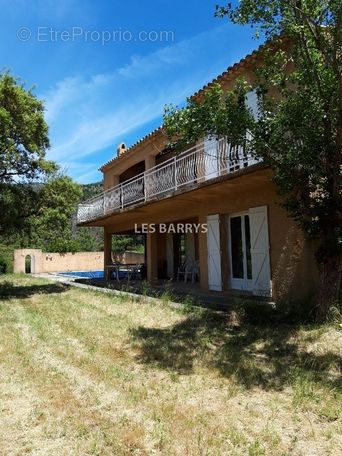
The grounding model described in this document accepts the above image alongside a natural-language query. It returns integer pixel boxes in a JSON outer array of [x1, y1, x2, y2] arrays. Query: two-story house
[[77, 42, 318, 302]]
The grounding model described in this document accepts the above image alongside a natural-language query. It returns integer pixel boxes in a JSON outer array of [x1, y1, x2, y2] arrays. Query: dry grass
[[0, 274, 341, 456]]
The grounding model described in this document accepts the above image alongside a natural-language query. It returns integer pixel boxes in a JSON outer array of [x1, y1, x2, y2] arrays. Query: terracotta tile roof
[[100, 38, 278, 171]]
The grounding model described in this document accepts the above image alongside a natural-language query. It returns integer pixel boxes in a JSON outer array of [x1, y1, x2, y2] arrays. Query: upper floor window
[[246, 89, 260, 120]]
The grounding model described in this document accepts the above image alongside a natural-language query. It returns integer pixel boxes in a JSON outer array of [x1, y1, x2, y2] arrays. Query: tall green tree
[[164, 1, 342, 319], [0, 72, 56, 234], [0, 176, 105, 256], [28, 175, 83, 251], [0, 72, 104, 256]]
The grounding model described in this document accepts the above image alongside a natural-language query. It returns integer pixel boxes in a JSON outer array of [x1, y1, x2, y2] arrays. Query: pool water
[[58, 269, 134, 279], [59, 270, 104, 279]]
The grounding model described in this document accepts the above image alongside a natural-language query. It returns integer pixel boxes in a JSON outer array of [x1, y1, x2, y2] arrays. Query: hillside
[[81, 181, 103, 201]]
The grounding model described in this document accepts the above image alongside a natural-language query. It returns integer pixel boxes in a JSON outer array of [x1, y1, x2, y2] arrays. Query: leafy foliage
[[0, 245, 14, 273], [0, 71, 57, 234], [81, 181, 103, 201], [0, 72, 56, 183], [0, 72, 106, 255], [0, 183, 40, 235], [164, 79, 252, 150], [164, 1, 342, 318], [27, 174, 83, 250], [0, 178, 106, 256], [112, 235, 144, 254]]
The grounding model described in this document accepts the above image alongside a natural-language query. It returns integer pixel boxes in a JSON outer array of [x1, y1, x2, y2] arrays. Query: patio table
[[105, 263, 141, 282]]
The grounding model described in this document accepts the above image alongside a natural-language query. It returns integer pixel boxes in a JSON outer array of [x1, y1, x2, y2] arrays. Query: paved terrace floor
[[35, 274, 272, 312]]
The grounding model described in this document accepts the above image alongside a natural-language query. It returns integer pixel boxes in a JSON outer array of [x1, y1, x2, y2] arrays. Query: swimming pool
[[58, 270, 104, 279], [58, 269, 134, 279]]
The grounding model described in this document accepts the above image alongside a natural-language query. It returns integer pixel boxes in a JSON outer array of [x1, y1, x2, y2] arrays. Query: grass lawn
[[0, 275, 341, 455]]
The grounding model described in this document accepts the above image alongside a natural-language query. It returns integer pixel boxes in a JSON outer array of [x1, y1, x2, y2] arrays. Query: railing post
[[174, 156, 178, 190], [144, 172, 147, 202], [121, 185, 124, 209]]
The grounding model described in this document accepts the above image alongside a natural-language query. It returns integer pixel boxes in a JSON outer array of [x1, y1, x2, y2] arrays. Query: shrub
[[47, 238, 81, 253], [0, 245, 14, 273], [274, 297, 316, 323], [0, 258, 7, 273]]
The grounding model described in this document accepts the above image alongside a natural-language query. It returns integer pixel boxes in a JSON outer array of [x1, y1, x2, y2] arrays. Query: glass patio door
[[229, 213, 252, 291]]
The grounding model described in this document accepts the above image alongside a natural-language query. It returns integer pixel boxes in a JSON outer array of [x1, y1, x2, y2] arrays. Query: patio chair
[[127, 263, 143, 281], [177, 259, 200, 283]]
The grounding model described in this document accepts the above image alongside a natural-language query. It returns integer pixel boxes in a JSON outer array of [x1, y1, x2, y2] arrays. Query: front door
[[229, 213, 253, 291]]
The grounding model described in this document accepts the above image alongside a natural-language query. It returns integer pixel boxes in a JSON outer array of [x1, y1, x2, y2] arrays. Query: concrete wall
[[13, 250, 144, 274]]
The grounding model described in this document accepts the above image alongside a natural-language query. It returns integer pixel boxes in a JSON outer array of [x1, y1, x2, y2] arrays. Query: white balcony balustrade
[[77, 136, 260, 223]]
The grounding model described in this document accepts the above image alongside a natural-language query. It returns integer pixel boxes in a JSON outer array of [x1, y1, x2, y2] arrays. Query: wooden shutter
[[249, 206, 271, 296], [207, 214, 222, 291]]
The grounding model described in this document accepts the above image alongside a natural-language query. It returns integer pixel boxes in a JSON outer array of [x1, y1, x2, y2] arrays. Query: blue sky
[[0, 0, 263, 183]]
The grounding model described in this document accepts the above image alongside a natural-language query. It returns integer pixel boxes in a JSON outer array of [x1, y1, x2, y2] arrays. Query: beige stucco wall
[[102, 168, 319, 301], [13, 249, 104, 273], [13, 249, 145, 274], [13, 249, 43, 274]]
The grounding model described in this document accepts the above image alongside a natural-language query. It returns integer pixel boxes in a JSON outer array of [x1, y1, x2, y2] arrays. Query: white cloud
[[42, 23, 251, 182], [58, 160, 100, 184]]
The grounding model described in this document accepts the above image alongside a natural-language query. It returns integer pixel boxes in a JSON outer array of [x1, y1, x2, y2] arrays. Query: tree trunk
[[315, 254, 342, 322]]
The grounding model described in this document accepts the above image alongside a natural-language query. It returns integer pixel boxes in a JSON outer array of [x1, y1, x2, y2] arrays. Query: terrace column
[[198, 215, 209, 291], [104, 230, 112, 268], [146, 231, 158, 283]]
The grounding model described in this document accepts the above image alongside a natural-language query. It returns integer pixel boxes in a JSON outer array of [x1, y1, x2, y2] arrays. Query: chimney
[[117, 142, 127, 157]]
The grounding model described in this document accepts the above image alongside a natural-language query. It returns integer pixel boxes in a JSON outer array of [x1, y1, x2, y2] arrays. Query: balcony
[[77, 136, 261, 224]]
